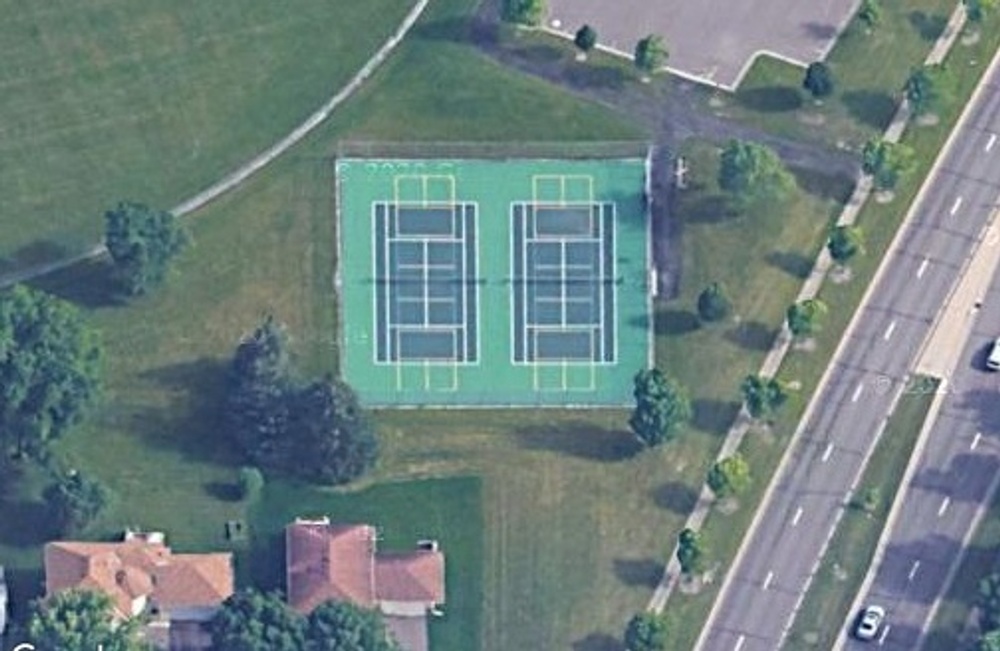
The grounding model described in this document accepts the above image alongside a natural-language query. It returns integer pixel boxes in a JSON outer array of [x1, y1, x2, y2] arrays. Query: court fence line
[[336, 140, 651, 160]]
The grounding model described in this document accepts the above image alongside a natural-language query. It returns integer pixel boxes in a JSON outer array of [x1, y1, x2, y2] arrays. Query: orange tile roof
[[44, 540, 233, 619], [375, 551, 445, 604]]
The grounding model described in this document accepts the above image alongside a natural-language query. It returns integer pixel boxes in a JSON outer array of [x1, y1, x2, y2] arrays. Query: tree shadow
[[655, 309, 701, 336], [0, 240, 73, 275], [802, 21, 837, 39], [572, 633, 626, 651], [565, 64, 628, 91], [613, 558, 663, 588], [0, 498, 55, 547], [514, 422, 643, 462], [682, 194, 739, 224], [4, 566, 45, 624], [691, 398, 741, 435], [204, 480, 242, 502], [736, 86, 803, 113], [651, 480, 699, 514], [841, 89, 897, 129], [909, 11, 948, 41], [26, 257, 124, 309], [513, 44, 565, 64], [725, 321, 778, 351], [765, 250, 814, 279], [243, 528, 287, 591], [791, 166, 857, 202], [410, 16, 476, 43]]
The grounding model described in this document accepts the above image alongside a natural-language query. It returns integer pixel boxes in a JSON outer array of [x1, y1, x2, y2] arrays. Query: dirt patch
[[916, 112, 941, 126], [830, 265, 853, 284], [798, 112, 827, 126]]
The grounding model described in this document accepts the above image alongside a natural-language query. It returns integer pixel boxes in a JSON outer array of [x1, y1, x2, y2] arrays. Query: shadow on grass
[[682, 194, 739, 224], [411, 15, 477, 43], [613, 558, 663, 588], [765, 250, 814, 279], [651, 480, 699, 514], [0, 498, 55, 547], [514, 44, 565, 64], [565, 64, 628, 91], [692, 398, 741, 435], [204, 480, 242, 502], [736, 86, 804, 112], [725, 320, 778, 351], [655, 309, 701, 336], [514, 422, 643, 462], [25, 257, 124, 310], [791, 166, 857, 203], [841, 90, 897, 130], [0, 240, 73, 275], [572, 633, 626, 651], [5, 566, 45, 623], [242, 527, 286, 591], [909, 11, 948, 41]]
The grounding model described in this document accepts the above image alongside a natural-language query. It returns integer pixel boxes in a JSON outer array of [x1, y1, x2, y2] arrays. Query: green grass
[[0, 0, 415, 273], [785, 378, 938, 648], [703, 0, 959, 148]]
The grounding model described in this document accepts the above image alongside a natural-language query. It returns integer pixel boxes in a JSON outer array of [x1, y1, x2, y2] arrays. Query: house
[[43, 530, 233, 651], [286, 517, 445, 651]]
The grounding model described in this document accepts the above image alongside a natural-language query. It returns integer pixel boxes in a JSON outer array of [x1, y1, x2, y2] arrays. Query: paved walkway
[[0, 0, 431, 290]]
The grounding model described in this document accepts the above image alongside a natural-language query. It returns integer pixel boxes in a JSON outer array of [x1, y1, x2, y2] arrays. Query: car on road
[[987, 337, 1000, 371], [854, 604, 886, 641]]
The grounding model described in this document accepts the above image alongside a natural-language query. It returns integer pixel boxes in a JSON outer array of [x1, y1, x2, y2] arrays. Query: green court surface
[[336, 157, 652, 406]]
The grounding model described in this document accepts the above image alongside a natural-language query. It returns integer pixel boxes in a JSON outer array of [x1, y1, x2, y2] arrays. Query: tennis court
[[336, 156, 652, 407]]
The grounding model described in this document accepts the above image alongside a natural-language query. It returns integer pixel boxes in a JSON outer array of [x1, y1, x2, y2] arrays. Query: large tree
[[289, 377, 379, 485], [980, 630, 1000, 651], [786, 299, 828, 339], [904, 65, 951, 117], [696, 282, 731, 323], [0, 285, 103, 459], [741, 375, 788, 420], [44, 470, 110, 534], [676, 528, 705, 575], [858, 0, 882, 28], [706, 454, 751, 499], [718, 140, 795, 209], [212, 589, 307, 651], [981, 573, 1000, 630], [827, 225, 865, 266], [27, 589, 148, 651], [574, 25, 598, 58], [624, 612, 668, 651], [501, 0, 545, 25], [802, 62, 835, 98], [629, 368, 692, 447], [862, 139, 915, 191], [105, 201, 189, 296], [306, 601, 399, 651], [634, 35, 668, 79], [966, 0, 999, 23]]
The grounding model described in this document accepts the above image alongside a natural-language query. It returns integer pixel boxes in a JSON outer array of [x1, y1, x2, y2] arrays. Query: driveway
[[385, 615, 428, 651]]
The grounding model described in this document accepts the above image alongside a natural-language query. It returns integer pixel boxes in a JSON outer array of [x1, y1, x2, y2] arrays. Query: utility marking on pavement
[[734, 635, 746, 651], [939, 496, 951, 516], [879, 625, 891, 645], [763, 570, 774, 590], [987, 133, 997, 152], [917, 257, 929, 278], [791, 506, 803, 527], [973, 432, 983, 450], [883, 320, 896, 341], [908, 560, 921, 582], [951, 196, 964, 215], [852, 382, 865, 403], [822, 442, 834, 463]]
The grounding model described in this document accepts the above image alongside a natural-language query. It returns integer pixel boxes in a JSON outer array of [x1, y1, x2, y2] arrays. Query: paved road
[[696, 62, 1000, 651]]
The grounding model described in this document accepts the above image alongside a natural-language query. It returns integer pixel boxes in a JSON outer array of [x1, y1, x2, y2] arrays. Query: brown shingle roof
[[375, 551, 445, 604]]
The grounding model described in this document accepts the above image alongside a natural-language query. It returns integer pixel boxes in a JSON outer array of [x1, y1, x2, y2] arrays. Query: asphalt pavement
[[695, 63, 1000, 651]]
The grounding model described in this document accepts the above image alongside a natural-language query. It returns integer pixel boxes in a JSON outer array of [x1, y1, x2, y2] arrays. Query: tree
[[574, 25, 598, 58], [802, 62, 835, 98], [676, 527, 705, 575], [212, 589, 307, 651], [501, 0, 545, 25], [862, 139, 915, 191], [634, 35, 667, 79], [306, 601, 399, 651], [105, 201, 189, 296], [288, 377, 379, 485], [904, 65, 951, 117], [237, 466, 265, 502], [696, 282, 731, 323], [858, 486, 881, 515], [0, 285, 103, 460], [629, 368, 692, 447], [965, 0, 997, 24], [858, 0, 882, 27], [44, 470, 110, 534], [981, 573, 1000, 630], [980, 629, 1000, 651], [27, 589, 148, 651], [707, 454, 751, 499], [786, 299, 828, 339], [718, 140, 795, 209], [741, 375, 788, 420], [827, 225, 865, 266], [624, 612, 668, 651]]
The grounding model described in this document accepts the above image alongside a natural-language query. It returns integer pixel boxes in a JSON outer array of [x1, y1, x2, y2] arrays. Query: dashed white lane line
[[883, 320, 896, 341], [987, 133, 997, 152], [822, 442, 834, 463], [852, 382, 865, 403], [917, 257, 929, 278], [734, 634, 746, 651], [973, 432, 983, 450], [879, 625, 891, 645], [908, 560, 921, 582], [938, 496, 951, 516], [762, 570, 774, 590], [950, 196, 964, 215], [791, 506, 803, 527]]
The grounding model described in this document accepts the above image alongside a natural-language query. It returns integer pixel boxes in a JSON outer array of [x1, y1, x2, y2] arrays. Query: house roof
[[44, 540, 233, 619], [375, 551, 445, 604]]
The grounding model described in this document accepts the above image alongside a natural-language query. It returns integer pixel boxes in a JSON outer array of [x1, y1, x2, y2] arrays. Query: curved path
[[0, 0, 430, 290]]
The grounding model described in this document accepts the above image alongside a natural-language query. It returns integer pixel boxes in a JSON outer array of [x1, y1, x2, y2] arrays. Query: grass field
[[0, 0, 415, 273], [785, 378, 938, 648]]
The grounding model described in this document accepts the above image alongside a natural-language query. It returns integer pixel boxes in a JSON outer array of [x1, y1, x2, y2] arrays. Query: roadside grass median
[[784, 377, 939, 648]]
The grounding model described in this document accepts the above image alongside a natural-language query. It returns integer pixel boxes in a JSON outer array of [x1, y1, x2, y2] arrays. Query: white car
[[854, 604, 885, 641], [987, 337, 1000, 371]]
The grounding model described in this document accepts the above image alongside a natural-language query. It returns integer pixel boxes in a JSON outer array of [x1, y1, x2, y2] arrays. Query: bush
[[238, 467, 265, 501], [697, 282, 731, 323]]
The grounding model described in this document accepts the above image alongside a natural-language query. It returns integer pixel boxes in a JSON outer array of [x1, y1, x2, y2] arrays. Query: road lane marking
[[879, 625, 891, 645], [988, 133, 997, 152], [822, 442, 834, 463], [852, 382, 864, 403], [908, 560, 921, 582], [883, 320, 896, 341], [792, 506, 803, 527], [939, 496, 951, 516], [950, 196, 964, 215], [734, 635, 746, 651], [973, 432, 983, 450], [917, 257, 929, 278], [763, 570, 774, 590]]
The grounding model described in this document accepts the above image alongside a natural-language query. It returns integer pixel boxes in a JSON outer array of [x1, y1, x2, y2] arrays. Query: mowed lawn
[[0, 0, 414, 272]]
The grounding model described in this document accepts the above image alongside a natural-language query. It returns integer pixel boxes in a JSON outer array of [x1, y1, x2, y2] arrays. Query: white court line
[[762, 570, 774, 590], [883, 320, 896, 341], [908, 560, 921, 582], [972, 432, 983, 450], [938, 496, 951, 516], [734, 635, 746, 651], [852, 382, 865, 403], [878, 625, 891, 645], [987, 133, 997, 152], [791, 507, 804, 527], [822, 442, 835, 463], [917, 258, 929, 278], [950, 196, 963, 215]]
